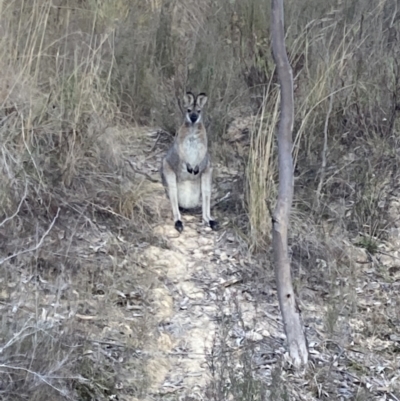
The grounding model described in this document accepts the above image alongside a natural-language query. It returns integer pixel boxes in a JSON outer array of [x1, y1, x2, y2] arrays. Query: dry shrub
[[0, 313, 88, 400], [0, 2, 157, 400], [114, 0, 271, 132], [290, 0, 400, 240], [245, 87, 278, 250], [0, 0, 158, 225]]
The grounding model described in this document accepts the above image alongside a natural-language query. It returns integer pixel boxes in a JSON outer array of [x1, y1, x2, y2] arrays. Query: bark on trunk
[[271, 0, 309, 368]]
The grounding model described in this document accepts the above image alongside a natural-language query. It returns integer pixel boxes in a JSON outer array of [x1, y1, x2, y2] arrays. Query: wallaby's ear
[[196, 93, 208, 108], [183, 92, 195, 109]]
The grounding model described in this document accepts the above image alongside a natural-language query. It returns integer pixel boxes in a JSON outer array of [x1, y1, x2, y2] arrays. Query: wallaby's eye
[[197, 110, 201, 113], [187, 109, 192, 113]]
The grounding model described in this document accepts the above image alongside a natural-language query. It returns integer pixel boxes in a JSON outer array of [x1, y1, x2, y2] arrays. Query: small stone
[[193, 252, 204, 260], [261, 329, 271, 337], [198, 237, 210, 246], [245, 330, 263, 342]]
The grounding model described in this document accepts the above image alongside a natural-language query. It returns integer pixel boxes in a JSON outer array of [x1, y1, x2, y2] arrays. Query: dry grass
[[245, 86, 278, 250], [0, 1, 160, 399], [1, 0, 400, 399]]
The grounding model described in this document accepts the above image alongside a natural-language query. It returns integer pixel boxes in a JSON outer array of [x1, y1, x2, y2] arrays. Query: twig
[[375, 249, 400, 262], [125, 158, 160, 183], [21, 112, 43, 185], [0, 180, 27, 228], [211, 191, 231, 208], [144, 130, 162, 154], [87, 339, 126, 348], [316, 92, 334, 206], [0, 208, 60, 265], [390, 393, 400, 401], [0, 364, 87, 398]]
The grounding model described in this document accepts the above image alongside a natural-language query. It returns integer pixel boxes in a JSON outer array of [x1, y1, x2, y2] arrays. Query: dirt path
[[143, 220, 219, 395], [137, 174, 280, 399]]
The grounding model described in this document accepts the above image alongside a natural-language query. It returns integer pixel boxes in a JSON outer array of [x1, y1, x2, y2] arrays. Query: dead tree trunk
[[271, 0, 309, 367]]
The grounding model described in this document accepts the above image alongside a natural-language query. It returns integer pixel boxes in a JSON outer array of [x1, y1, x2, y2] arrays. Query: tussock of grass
[[245, 86, 278, 250], [0, 2, 158, 400]]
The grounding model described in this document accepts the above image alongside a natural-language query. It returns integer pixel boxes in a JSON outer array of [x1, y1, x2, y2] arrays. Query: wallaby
[[161, 92, 219, 233]]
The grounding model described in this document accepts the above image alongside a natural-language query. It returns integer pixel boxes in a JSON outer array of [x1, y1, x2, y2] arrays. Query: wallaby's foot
[[175, 220, 184, 233], [193, 165, 199, 175], [209, 220, 219, 231]]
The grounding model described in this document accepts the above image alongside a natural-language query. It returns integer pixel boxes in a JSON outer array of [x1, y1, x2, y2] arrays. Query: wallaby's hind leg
[[162, 158, 183, 232], [201, 165, 219, 231]]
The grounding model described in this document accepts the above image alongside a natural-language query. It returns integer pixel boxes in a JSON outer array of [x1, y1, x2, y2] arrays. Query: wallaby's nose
[[189, 113, 198, 123]]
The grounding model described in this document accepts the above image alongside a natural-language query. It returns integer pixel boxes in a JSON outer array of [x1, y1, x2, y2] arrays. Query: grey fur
[[161, 92, 219, 232]]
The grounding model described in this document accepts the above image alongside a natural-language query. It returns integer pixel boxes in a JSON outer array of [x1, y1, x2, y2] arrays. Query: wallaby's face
[[183, 92, 208, 125]]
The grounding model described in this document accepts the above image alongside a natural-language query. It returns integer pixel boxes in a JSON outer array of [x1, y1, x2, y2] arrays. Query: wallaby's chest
[[181, 135, 207, 166]]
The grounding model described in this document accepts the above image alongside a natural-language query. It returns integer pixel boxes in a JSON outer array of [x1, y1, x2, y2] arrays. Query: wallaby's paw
[[193, 165, 199, 175], [186, 163, 193, 174], [209, 220, 219, 231], [175, 220, 184, 233]]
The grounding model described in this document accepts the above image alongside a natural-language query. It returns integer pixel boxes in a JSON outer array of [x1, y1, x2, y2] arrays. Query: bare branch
[[0, 180, 28, 228], [0, 208, 60, 265], [0, 364, 88, 399], [316, 93, 334, 204], [125, 158, 160, 183]]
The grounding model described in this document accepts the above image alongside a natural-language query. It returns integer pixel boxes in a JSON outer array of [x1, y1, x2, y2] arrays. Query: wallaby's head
[[183, 92, 208, 125]]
